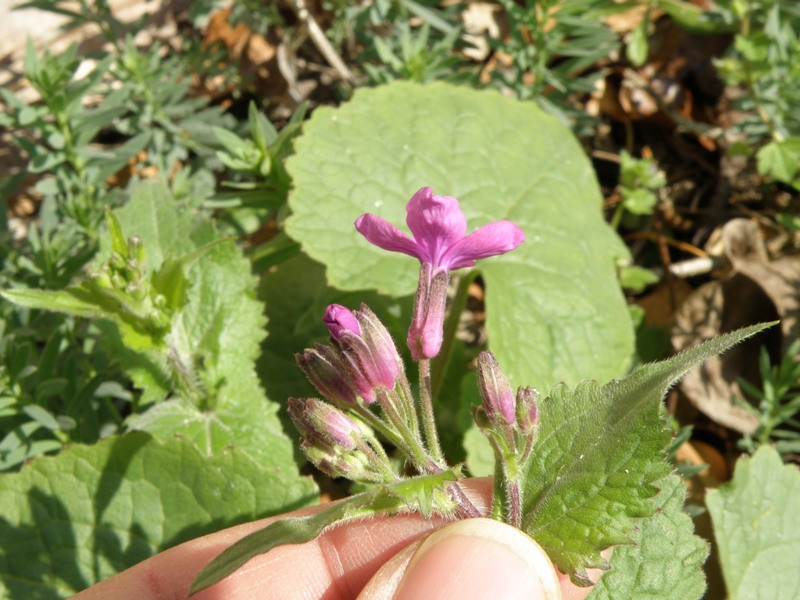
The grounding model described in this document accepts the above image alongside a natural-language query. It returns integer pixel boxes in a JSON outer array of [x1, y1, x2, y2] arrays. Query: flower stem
[[448, 481, 482, 518], [490, 465, 505, 521], [506, 478, 522, 528], [374, 389, 440, 474], [418, 358, 445, 465]]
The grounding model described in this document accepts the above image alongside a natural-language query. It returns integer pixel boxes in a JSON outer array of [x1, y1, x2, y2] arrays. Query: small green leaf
[[618, 265, 659, 292], [150, 238, 228, 312], [707, 445, 800, 599], [21, 404, 60, 430], [521, 322, 775, 583], [213, 126, 252, 157], [105, 207, 128, 258], [659, 0, 738, 34], [622, 188, 658, 215], [626, 21, 649, 66], [589, 475, 708, 599], [756, 138, 800, 185], [1, 287, 104, 318]]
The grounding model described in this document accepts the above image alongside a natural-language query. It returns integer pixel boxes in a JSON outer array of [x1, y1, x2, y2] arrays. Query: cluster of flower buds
[[294, 303, 442, 476], [88, 213, 170, 336], [297, 304, 404, 406], [287, 397, 395, 483], [473, 351, 540, 466]]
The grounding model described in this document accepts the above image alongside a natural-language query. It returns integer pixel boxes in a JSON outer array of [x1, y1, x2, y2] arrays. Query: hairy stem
[[418, 358, 445, 465]]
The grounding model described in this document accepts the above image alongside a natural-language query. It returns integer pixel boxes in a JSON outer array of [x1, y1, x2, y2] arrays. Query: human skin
[[73, 478, 596, 600]]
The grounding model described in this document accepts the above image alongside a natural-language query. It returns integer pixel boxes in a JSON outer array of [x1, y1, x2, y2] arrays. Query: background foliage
[[0, 0, 798, 597]]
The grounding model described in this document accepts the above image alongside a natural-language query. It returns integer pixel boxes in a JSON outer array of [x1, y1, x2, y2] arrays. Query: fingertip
[[359, 518, 561, 600]]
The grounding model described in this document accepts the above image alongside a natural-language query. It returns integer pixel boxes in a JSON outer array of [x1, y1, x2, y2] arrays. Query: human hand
[[73, 479, 597, 599]]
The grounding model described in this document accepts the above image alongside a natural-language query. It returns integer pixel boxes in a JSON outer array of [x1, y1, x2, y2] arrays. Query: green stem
[[610, 198, 626, 230], [418, 358, 445, 465], [490, 463, 505, 521]]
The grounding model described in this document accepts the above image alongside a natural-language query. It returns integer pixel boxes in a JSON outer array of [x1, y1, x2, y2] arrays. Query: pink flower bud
[[516, 386, 539, 435], [476, 351, 515, 425], [322, 304, 403, 403], [324, 304, 361, 339], [287, 397, 359, 452], [296, 345, 357, 406]]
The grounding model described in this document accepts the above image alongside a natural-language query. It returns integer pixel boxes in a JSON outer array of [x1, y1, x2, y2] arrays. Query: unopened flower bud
[[128, 235, 146, 265], [287, 397, 359, 452], [110, 252, 126, 271], [322, 304, 402, 403], [296, 345, 357, 406], [324, 304, 361, 338], [407, 264, 449, 360], [301, 441, 371, 480], [515, 386, 539, 435], [354, 304, 403, 384], [126, 282, 146, 301], [90, 270, 114, 290], [477, 351, 515, 425], [111, 273, 127, 290]]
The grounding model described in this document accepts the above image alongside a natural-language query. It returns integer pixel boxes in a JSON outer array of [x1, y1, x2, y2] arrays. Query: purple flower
[[355, 187, 524, 360], [354, 187, 525, 273]]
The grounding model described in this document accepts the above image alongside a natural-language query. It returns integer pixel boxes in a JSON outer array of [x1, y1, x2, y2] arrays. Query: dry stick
[[290, 0, 355, 84]]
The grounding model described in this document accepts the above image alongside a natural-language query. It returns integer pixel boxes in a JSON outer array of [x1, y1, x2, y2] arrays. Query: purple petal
[[355, 214, 423, 260], [324, 304, 361, 339], [440, 221, 525, 270], [405, 187, 467, 267]]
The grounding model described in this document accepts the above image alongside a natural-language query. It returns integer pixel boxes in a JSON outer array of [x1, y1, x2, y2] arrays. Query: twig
[[290, 0, 355, 84]]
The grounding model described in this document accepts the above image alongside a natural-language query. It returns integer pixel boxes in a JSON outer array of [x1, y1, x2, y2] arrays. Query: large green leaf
[[520, 323, 773, 583], [706, 445, 800, 599], [589, 475, 708, 600], [0, 432, 317, 598], [285, 81, 632, 390]]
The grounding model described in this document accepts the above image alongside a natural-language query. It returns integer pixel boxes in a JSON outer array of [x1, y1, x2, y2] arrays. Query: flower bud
[[301, 441, 372, 480], [296, 345, 357, 406], [355, 304, 403, 384], [324, 304, 361, 338], [407, 264, 449, 360], [515, 386, 539, 435], [476, 351, 515, 425], [287, 397, 359, 452], [128, 234, 146, 266], [322, 304, 402, 403]]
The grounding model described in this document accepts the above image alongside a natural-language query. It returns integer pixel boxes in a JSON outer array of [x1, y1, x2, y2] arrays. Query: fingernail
[[393, 518, 561, 600]]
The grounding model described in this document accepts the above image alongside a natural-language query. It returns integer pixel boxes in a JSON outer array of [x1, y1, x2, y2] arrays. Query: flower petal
[[324, 304, 361, 338], [440, 221, 525, 270], [355, 214, 422, 260], [405, 187, 467, 267]]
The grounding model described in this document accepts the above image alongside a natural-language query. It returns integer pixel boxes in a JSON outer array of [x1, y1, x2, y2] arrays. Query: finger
[[73, 479, 492, 600], [358, 518, 563, 600]]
